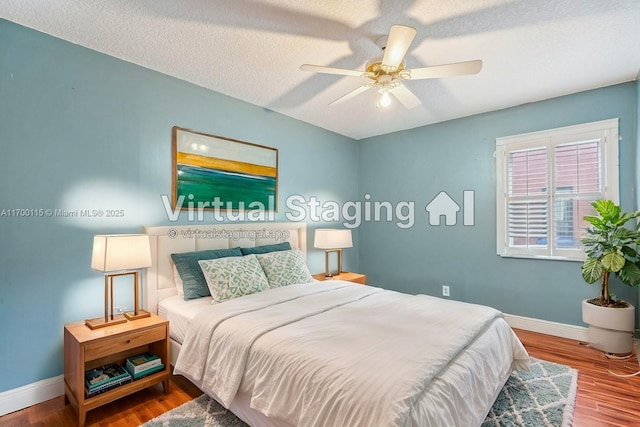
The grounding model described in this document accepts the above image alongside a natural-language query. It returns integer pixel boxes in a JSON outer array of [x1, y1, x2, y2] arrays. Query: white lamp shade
[[314, 229, 353, 249], [91, 234, 152, 272]]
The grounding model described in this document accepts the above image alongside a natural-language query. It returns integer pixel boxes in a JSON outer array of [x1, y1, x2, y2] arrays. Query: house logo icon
[[425, 191, 475, 226]]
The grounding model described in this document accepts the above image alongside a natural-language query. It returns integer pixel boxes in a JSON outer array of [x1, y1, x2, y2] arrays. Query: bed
[[143, 223, 529, 427]]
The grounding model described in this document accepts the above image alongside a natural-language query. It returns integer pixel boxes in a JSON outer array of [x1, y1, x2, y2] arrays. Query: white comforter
[[174, 282, 528, 427]]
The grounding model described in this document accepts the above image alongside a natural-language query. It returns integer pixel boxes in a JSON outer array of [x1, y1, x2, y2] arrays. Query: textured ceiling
[[1, 0, 639, 140]]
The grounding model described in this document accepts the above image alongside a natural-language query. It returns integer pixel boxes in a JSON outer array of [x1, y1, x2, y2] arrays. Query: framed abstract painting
[[171, 127, 278, 211]]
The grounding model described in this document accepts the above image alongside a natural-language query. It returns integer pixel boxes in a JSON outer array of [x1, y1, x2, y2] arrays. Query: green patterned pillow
[[198, 255, 269, 302], [256, 249, 314, 288]]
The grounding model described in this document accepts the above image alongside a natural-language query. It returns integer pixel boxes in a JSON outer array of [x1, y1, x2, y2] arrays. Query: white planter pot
[[582, 299, 636, 355]]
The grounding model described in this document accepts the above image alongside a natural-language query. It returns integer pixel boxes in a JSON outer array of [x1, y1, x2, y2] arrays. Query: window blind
[[496, 119, 618, 260]]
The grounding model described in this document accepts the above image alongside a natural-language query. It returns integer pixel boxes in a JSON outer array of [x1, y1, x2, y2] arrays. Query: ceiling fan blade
[[407, 60, 483, 80], [392, 84, 422, 109], [381, 25, 417, 69], [300, 64, 364, 77], [329, 85, 371, 105]]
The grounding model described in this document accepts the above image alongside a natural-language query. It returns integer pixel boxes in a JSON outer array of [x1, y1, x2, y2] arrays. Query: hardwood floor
[[1, 329, 639, 426], [514, 329, 640, 427]]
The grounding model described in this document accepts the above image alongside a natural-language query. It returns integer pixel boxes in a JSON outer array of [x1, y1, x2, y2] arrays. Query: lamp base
[[124, 309, 151, 321], [324, 248, 344, 278], [85, 315, 127, 330]]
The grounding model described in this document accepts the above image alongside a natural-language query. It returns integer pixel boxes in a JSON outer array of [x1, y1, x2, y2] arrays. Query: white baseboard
[[504, 313, 589, 342], [0, 375, 64, 417]]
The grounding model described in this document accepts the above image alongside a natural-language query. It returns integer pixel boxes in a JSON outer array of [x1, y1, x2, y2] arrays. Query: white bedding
[[158, 295, 212, 343], [174, 281, 529, 427]]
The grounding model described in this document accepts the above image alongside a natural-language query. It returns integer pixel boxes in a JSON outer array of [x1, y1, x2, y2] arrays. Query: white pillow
[[256, 249, 314, 288], [171, 262, 184, 296], [198, 255, 269, 302]]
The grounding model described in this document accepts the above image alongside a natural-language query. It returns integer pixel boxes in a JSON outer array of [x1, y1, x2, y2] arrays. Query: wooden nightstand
[[312, 272, 366, 285], [64, 314, 170, 427]]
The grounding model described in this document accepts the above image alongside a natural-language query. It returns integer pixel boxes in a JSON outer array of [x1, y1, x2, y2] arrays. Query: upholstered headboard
[[142, 222, 307, 314]]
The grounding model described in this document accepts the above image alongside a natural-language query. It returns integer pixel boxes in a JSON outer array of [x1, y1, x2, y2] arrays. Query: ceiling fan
[[300, 25, 482, 109]]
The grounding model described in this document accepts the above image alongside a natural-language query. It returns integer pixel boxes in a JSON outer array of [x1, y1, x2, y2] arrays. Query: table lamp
[[314, 229, 353, 277], [86, 234, 152, 329]]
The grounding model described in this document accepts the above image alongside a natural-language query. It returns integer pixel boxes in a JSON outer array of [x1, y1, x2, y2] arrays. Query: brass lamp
[[314, 229, 353, 277], [86, 234, 152, 329]]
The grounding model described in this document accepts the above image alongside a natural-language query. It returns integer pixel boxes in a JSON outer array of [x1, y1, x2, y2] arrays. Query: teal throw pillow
[[240, 242, 291, 255], [171, 248, 243, 300]]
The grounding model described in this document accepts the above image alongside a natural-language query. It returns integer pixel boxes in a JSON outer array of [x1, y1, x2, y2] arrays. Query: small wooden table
[[312, 271, 366, 285], [64, 314, 170, 426]]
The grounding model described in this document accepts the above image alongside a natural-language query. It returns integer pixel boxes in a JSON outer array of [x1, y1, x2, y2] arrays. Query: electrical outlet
[[442, 285, 450, 297], [114, 306, 128, 314]]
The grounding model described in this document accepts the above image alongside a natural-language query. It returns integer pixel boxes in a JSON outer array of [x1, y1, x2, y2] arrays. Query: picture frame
[[172, 126, 278, 211]]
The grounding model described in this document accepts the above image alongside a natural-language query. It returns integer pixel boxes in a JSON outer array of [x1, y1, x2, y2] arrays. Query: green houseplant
[[580, 199, 640, 354], [581, 199, 640, 306]]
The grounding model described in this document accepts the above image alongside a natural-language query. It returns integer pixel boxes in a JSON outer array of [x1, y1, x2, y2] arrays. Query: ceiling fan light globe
[[378, 74, 393, 85], [379, 92, 392, 107]]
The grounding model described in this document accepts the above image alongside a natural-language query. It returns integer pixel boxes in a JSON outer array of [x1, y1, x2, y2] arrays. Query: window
[[496, 119, 619, 260]]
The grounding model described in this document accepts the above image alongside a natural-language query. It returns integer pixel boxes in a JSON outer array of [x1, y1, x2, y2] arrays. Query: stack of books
[[125, 352, 164, 379], [85, 363, 132, 397]]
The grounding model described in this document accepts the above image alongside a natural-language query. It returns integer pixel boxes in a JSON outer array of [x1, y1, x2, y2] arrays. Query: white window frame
[[496, 118, 619, 261]]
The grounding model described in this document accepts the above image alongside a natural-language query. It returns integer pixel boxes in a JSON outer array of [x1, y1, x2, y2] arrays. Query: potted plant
[[581, 199, 640, 354]]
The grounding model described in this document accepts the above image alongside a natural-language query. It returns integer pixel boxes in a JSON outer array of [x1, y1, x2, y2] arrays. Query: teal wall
[[0, 19, 358, 393], [358, 82, 638, 326]]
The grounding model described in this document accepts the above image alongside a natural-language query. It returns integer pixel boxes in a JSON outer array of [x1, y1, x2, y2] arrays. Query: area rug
[[482, 358, 577, 427], [141, 358, 577, 427]]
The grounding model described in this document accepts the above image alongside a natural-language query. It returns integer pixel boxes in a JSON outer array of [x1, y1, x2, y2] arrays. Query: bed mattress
[[170, 281, 529, 427], [158, 295, 212, 344]]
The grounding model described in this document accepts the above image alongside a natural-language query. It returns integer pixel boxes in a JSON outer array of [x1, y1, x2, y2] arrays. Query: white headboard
[[143, 222, 307, 314]]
